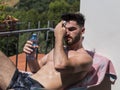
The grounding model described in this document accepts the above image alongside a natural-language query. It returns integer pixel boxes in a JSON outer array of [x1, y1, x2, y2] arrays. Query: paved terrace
[[9, 53, 45, 72]]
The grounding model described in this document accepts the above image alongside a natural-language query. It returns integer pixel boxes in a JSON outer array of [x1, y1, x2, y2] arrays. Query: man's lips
[[65, 36, 72, 41]]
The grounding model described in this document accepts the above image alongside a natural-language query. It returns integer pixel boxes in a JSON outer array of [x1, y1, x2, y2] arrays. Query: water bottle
[[26, 33, 38, 60]]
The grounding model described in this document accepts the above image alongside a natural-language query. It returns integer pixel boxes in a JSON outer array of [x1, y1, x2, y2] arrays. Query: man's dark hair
[[61, 13, 85, 27]]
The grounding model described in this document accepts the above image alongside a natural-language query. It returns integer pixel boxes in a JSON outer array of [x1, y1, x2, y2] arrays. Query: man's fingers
[[23, 41, 33, 54], [25, 46, 33, 52], [62, 25, 66, 29], [27, 40, 33, 44], [23, 46, 33, 54], [62, 21, 67, 27], [23, 40, 39, 54]]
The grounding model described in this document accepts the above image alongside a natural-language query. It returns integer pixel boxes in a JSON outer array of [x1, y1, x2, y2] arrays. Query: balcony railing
[[0, 21, 55, 71]]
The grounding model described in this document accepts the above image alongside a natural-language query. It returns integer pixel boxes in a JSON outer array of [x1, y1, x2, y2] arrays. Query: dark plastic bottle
[[26, 33, 38, 60]]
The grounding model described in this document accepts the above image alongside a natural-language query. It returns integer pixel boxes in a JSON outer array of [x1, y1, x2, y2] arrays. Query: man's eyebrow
[[67, 26, 77, 29], [66, 27, 77, 31]]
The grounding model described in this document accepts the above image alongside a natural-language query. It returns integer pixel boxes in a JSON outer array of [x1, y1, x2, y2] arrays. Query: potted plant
[[0, 1, 19, 31]]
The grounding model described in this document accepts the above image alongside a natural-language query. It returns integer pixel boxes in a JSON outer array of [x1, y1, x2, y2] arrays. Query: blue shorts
[[7, 69, 44, 90]]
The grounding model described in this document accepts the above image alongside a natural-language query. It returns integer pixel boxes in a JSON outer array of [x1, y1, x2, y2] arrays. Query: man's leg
[[0, 51, 16, 90]]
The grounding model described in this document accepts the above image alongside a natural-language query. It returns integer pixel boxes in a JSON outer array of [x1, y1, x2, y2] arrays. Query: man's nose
[[66, 29, 70, 35]]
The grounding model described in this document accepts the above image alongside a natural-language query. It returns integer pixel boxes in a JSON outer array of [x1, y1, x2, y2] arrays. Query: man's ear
[[81, 27, 85, 34]]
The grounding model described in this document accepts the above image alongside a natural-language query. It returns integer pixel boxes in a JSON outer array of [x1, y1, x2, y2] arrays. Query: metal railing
[[0, 28, 54, 35], [0, 21, 55, 71]]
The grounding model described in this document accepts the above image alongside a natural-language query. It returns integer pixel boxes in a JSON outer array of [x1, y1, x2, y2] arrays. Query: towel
[[66, 51, 117, 89]]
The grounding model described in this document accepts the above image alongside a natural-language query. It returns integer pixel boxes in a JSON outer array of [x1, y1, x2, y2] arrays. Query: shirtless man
[[0, 13, 92, 90]]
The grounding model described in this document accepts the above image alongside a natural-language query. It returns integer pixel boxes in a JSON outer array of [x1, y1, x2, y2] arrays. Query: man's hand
[[54, 21, 66, 41], [23, 40, 40, 73], [23, 40, 38, 54]]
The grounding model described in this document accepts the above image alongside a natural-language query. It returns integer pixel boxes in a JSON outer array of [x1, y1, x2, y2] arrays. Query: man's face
[[64, 20, 84, 46]]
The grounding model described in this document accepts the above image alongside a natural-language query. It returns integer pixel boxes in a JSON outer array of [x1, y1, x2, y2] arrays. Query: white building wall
[[80, 0, 120, 90]]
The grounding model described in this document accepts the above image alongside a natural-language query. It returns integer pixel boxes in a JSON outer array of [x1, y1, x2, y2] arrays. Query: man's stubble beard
[[65, 33, 81, 46]]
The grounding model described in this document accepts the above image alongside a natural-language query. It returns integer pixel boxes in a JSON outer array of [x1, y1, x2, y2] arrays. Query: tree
[[17, 0, 51, 13], [48, 0, 70, 23], [0, 0, 80, 55], [47, 0, 80, 25], [0, 0, 7, 23]]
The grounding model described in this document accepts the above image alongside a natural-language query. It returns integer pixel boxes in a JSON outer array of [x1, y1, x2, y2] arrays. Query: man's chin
[[66, 42, 73, 46]]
